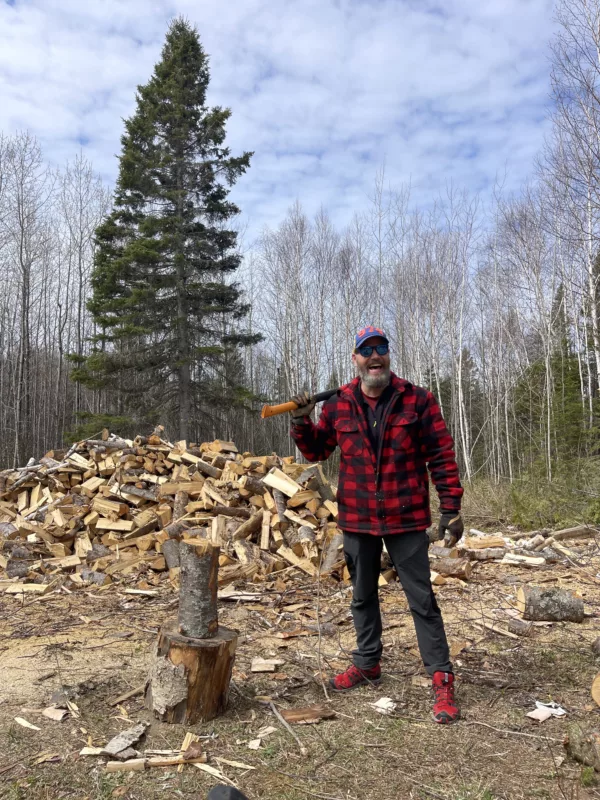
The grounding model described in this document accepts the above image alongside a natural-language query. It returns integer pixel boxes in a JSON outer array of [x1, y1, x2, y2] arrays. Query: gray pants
[[343, 530, 452, 675]]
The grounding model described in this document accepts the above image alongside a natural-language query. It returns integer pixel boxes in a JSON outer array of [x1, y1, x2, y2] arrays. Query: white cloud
[[0, 0, 556, 239]]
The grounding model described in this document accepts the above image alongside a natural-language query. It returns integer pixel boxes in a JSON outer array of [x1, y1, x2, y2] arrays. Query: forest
[[1, 0, 600, 527]]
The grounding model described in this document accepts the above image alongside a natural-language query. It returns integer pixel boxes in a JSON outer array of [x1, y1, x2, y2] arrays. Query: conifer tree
[[72, 18, 257, 439]]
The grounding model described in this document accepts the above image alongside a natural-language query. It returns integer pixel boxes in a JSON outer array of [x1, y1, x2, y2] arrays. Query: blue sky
[[0, 0, 555, 239]]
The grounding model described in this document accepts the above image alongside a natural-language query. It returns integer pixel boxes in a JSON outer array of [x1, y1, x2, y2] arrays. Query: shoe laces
[[434, 676, 453, 704]]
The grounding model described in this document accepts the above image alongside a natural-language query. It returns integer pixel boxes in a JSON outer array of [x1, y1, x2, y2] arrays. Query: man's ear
[[351, 352, 357, 366]]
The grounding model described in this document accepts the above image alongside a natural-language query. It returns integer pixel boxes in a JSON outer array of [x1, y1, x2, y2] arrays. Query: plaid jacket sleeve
[[290, 401, 337, 462], [420, 391, 463, 512]]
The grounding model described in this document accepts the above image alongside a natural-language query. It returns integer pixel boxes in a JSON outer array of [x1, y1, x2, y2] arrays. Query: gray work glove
[[290, 391, 315, 422], [438, 512, 464, 547]]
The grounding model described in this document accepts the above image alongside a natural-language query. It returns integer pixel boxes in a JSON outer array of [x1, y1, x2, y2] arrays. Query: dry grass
[[2, 557, 600, 800]]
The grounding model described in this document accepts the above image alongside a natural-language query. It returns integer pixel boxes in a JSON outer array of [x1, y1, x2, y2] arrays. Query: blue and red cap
[[354, 325, 389, 351]]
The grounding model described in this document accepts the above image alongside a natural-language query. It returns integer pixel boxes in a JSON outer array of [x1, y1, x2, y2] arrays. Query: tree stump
[[146, 620, 237, 724], [516, 586, 584, 622], [146, 537, 238, 724]]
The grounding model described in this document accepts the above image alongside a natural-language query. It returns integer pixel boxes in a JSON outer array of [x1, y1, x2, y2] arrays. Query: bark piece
[[178, 538, 219, 638], [145, 621, 238, 724], [516, 586, 584, 622], [321, 531, 344, 573]]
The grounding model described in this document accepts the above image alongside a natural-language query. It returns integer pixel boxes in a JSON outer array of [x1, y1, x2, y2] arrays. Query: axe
[[261, 389, 338, 419]]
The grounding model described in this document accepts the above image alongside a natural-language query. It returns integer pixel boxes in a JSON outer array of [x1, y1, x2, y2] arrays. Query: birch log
[[178, 538, 219, 638], [516, 586, 584, 622]]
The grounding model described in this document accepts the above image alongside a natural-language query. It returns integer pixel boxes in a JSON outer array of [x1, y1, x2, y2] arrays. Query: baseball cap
[[354, 325, 389, 351]]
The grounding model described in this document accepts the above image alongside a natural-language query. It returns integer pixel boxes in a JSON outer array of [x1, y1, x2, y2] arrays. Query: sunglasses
[[356, 343, 389, 357]]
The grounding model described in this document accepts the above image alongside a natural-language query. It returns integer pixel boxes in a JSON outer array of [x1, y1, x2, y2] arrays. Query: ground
[[2, 557, 600, 800]]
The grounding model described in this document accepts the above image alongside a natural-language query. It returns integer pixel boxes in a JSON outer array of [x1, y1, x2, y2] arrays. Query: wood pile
[[0, 431, 346, 593]]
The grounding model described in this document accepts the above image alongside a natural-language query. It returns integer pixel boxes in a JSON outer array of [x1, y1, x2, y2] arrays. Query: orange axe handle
[[261, 389, 337, 419]]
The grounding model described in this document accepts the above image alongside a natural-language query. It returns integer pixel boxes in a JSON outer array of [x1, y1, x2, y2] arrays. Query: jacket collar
[[338, 372, 410, 400]]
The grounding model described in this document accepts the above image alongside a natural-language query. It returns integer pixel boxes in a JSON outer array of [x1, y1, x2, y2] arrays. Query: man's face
[[352, 336, 391, 389]]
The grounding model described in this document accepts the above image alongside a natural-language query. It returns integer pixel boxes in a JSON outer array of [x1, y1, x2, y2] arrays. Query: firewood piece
[[565, 722, 600, 771], [263, 468, 301, 498], [553, 526, 596, 541], [463, 535, 505, 550], [238, 475, 266, 495], [232, 510, 263, 541], [435, 558, 472, 580], [321, 531, 344, 573], [96, 519, 136, 533], [161, 539, 180, 570], [516, 586, 584, 622], [593, 674, 600, 706], [178, 538, 220, 638], [210, 506, 252, 519], [193, 459, 223, 480], [105, 759, 146, 773], [145, 619, 237, 724], [85, 438, 131, 450], [173, 491, 189, 522], [278, 545, 318, 576], [284, 509, 316, 529], [286, 490, 319, 509], [284, 525, 315, 556], [271, 488, 288, 523], [465, 548, 506, 561], [501, 553, 546, 567], [429, 546, 459, 559], [260, 511, 271, 550]]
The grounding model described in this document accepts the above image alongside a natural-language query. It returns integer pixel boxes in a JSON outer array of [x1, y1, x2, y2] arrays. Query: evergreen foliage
[[71, 18, 259, 439]]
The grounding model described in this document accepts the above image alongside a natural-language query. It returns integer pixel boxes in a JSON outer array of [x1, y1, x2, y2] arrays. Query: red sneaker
[[432, 671, 460, 724], [329, 664, 381, 692]]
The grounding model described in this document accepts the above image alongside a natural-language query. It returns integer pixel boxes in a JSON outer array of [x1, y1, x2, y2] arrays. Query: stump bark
[[146, 620, 237, 724], [516, 586, 584, 622]]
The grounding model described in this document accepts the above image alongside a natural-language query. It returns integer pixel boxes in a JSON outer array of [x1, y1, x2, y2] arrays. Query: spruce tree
[[72, 18, 257, 440]]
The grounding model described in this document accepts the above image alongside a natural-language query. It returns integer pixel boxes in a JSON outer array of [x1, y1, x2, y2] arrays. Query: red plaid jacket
[[291, 374, 463, 535]]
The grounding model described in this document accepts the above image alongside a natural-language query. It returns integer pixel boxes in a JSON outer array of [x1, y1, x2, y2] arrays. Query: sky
[[0, 0, 556, 240]]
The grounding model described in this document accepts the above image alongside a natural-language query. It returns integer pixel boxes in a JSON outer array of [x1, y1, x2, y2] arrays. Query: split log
[[592, 673, 600, 706], [429, 545, 459, 559], [238, 475, 265, 495], [565, 722, 600, 772], [435, 558, 472, 580], [145, 620, 237, 724], [271, 488, 288, 524], [516, 586, 584, 623], [194, 460, 222, 480], [284, 525, 315, 556], [232, 510, 263, 541], [173, 491, 189, 522], [321, 531, 344, 573], [178, 538, 219, 638]]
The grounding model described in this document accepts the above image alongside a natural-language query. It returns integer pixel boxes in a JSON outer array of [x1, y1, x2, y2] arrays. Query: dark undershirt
[[360, 383, 394, 452]]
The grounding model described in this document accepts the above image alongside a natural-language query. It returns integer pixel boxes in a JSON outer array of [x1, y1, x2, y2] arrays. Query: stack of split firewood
[[0, 431, 347, 594]]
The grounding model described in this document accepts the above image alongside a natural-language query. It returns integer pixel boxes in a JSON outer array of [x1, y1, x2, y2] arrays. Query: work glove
[[438, 511, 464, 547], [290, 391, 315, 423]]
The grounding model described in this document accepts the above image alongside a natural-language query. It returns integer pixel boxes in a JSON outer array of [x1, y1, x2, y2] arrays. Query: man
[[290, 325, 464, 724]]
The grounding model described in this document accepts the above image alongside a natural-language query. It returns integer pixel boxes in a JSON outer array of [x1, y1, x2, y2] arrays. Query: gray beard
[[357, 364, 391, 389]]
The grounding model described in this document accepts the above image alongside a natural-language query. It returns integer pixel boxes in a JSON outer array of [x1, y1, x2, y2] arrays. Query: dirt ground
[[2, 556, 600, 800]]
